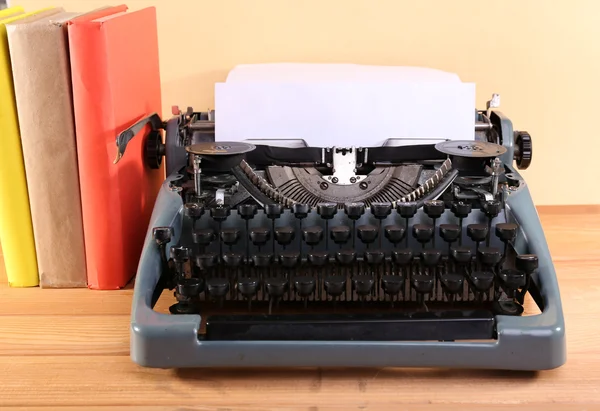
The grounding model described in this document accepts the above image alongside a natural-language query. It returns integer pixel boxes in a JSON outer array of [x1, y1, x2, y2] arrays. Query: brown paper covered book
[[7, 10, 88, 287]]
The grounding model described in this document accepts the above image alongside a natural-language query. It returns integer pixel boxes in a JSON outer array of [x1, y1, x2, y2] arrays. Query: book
[[7, 11, 89, 288], [68, 5, 164, 289], [0, 6, 63, 287]]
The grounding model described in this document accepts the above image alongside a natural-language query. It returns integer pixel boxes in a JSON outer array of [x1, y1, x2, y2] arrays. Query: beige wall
[[13, 0, 599, 205]]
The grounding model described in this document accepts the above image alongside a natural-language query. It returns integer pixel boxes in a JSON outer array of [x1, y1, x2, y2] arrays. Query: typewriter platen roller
[[126, 99, 565, 370]]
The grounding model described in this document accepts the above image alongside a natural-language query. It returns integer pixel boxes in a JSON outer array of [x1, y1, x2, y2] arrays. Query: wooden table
[[0, 205, 598, 410]]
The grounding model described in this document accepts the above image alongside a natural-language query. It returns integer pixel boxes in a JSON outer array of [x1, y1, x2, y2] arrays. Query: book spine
[[8, 21, 88, 287], [68, 21, 111, 289]]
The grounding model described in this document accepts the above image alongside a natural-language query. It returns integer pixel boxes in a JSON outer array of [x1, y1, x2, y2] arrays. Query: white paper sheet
[[215, 64, 476, 147]]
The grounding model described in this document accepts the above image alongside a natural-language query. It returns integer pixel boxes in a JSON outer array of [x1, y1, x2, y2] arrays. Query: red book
[[68, 5, 164, 289]]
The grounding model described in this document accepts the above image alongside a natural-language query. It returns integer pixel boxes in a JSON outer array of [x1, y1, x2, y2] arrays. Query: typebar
[[204, 310, 496, 341]]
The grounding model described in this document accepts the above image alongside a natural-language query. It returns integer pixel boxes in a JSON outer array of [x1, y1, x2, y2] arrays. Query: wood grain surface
[[0, 205, 598, 410]]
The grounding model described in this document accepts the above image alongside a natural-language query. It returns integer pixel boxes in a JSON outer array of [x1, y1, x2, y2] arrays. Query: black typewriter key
[[357, 224, 378, 247], [192, 228, 215, 255], [371, 202, 392, 247], [481, 200, 501, 246], [220, 228, 240, 249], [439, 224, 461, 253], [308, 251, 329, 266], [335, 250, 356, 265], [210, 206, 230, 222], [303, 226, 324, 249], [264, 203, 283, 253], [324, 275, 346, 307], [352, 274, 375, 303], [238, 277, 260, 311], [275, 226, 295, 249], [170, 245, 190, 278], [384, 225, 405, 246], [412, 224, 434, 248], [423, 200, 445, 246], [365, 250, 385, 265], [330, 225, 351, 248], [467, 224, 488, 253], [265, 277, 288, 314], [206, 277, 230, 308], [392, 249, 413, 266], [344, 202, 365, 248], [411, 274, 435, 304], [397, 201, 418, 247], [238, 204, 258, 262], [153, 227, 174, 281], [279, 251, 300, 268], [223, 252, 243, 267], [317, 202, 338, 248], [252, 253, 273, 267], [478, 247, 502, 268], [381, 275, 404, 307], [195, 252, 218, 270], [469, 271, 495, 296], [451, 201, 471, 245], [185, 203, 204, 229], [294, 276, 316, 308], [451, 246, 472, 265], [499, 269, 526, 297], [250, 227, 271, 251], [420, 249, 442, 267], [516, 254, 538, 298], [496, 222, 518, 259], [170, 277, 204, 315], [440, 273, 464, 300]]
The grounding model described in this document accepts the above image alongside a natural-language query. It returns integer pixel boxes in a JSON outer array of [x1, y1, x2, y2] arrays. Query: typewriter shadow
[[174, 366, 538, 387]]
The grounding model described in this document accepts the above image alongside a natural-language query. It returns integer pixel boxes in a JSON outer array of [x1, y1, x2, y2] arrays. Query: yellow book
[[0, 6, 61, 287]]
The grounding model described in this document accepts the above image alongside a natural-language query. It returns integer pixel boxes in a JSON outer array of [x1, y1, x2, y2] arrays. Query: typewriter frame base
[[130, 172, 566, 371]]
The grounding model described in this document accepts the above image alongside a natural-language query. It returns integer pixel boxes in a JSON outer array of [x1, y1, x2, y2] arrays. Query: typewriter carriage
[[128, 103, 565, 370]]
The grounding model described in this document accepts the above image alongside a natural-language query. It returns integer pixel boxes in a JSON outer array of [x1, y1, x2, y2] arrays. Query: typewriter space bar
[[204, 311, 496, 341]]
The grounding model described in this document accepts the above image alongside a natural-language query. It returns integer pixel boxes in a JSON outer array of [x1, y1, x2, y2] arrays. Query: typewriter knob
[[514, 131, 532, 170], [264, 203, 284, 219], [317, 202, 338, 219], [371, 202, 392, 219], [292, 203, 311, 219], [397, 202, 418, 219], [237, 204, 258, 220], [344, 202, 365, 220], [145, 129, 165, 169], [153, 226, 173, 245]]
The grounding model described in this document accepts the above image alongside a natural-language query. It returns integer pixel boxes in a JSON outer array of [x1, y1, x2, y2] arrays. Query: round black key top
[[467, 224, 488, 243], [292, 203, 311, 219], [252, 253, 273, 267], [275, 226, 295, 246], [294, 276, 316, 297], [424, 200, 445, 220], [451, 246, 472, 264], [153, 226, 173, 245], [344, 202, 365, 220], [279, 251, 300, 268], [392, 249, 413, 265], [192, 228, 215, 246], [177, 277, 203, 297], [220, 228, 240, 246], [371, 202, 392, 219], [482, 200, 502, 219], [206, 277, 230, 297], [411, 274, 435, 294], [250, 227, 271, 246], [352, 275, 375, 296], [451, 201, 471, 219], [499, 269, 527, 289], [324, 275, 346, 297], [330, 225, 351, 245], [495, 223, 518, 243], [223, 252, 243, 267], [440, 273, 464, 294], [317, 202, 338, 219], [516, 254, 539, 274], [381, 275, 404, 295], [264, 203, 283, 219], [412, 224, 434, 245], [237, 204, 258, 220], [170, 245, 190, 262], [364, 250, 385, 265], [335, 250, 356, 265], [185, 203, 205, 219], [357, 224, 378, 244], [196, 252, 218, 269], [238, 277, 260, 298], [470, 271, 494, 292], [265, 278, 288, 297], [397, 202, 418, 219], [421, 249, 442, 267], [478, 247, 502, 266], [308, 251, 329, 266], [303, 226, 324, 246], [439, 224, 461, 243], [384, 225, 405, 245], [210, 206, 230, 222]]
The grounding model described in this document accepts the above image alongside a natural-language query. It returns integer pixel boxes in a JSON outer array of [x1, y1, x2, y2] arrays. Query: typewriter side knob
[[514, 131, 532, 170], [145, 130, 165, 169]]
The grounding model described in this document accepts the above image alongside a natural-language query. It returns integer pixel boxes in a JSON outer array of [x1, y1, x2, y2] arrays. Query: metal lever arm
[[114, 113, 163, 164]]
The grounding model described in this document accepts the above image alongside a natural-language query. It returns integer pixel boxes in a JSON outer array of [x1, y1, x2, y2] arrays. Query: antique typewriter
[[123, 94, 566, 370]]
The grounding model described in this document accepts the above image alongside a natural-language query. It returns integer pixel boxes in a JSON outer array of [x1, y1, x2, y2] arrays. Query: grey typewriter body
[[126, 105, 566, 370]]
